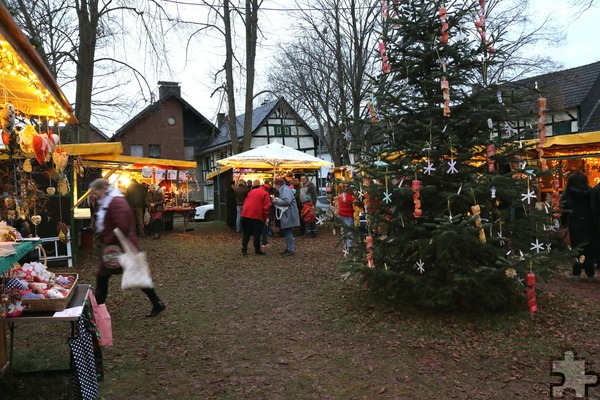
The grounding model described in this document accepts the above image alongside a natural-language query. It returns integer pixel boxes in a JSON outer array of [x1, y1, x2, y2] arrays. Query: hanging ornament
[[382, 175, 392, 204], [441, 75, 451, 117], [471, 204, 486, 243], [412, 179, 422, 217], [367, 101, 379, 123], [365, 235, 374, 268], [521, 177, 536, 204], [58, 177, 70, 195], [530, 238, 544, 253], [439, 6, 449, 44], [32, 132, 52, 165], [52, 149, 69, 176], [23, 159, 32, 173], [490, 186, 496, 199], [415, 258, 425, 273], [505, 268, 517, 278], [537, 97, 548, 171], [552, 175, 561, 211], [486, 144, 496, 172], [30, 215, 42, 226], [526, 271, 538, 314], [57, 222, 69, 244], [19, 124, 36, 154], [424, 160, 436, 175], [378, 41, 392, 74], [46, 187, 56, 195], [1, 101, 15, 131]]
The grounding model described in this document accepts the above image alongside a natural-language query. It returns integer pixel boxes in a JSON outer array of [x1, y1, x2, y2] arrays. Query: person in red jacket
[[240, 183, 271, 255], [90, 178, 166, 317]]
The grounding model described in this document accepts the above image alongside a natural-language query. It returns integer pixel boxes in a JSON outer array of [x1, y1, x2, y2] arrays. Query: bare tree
[[8, 0, 175, 142], [267, 0, 379, 166]]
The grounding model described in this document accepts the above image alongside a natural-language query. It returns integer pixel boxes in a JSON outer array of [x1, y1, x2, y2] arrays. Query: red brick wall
[[118, 98, 185, 159]]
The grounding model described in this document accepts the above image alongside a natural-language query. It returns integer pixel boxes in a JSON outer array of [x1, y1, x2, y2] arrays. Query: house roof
[[507, 61, 600, 132], [199, 97, 317, 154], [111, 93, 215, 140], [509, 61, 600, 111]]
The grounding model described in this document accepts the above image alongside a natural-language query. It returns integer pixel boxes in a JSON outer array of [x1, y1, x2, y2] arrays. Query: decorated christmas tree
[[343, 0, 570, 312]]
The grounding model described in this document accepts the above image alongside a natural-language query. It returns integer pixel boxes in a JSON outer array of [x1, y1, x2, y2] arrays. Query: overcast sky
[[95, 1, 600, 135]]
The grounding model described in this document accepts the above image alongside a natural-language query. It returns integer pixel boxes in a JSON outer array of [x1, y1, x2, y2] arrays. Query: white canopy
[[216, 142, 332, 170]]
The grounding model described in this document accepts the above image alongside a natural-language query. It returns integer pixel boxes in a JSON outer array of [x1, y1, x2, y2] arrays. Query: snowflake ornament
[[383, 190, 392, 204], [342, 248, 349, 258], [447, 159, 458, 174], [521, 189, 536, 204], [530, 238, 544, 253], [316, 215, 326, 226], [415, 259, 425, 273], [423, 161, 436, 175]]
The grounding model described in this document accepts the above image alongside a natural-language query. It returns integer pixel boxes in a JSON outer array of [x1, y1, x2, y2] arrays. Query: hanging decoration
[[382, 175, 392, 204], [415, 258, 425, 273], [537, 97, 548, 171], [365, 235, 374, 268], [526, 270, 538, 314], [486, 144, 496, 172], [471, 204, 486, 243], [438, 5, 449, 44], [424, 159, 436, 175], [521, 176, 536, 204], [367, 100, 379, 123], [441, 70, 451, 117], [52, 148, 69, 176], [412, 179, 422, 217], [18, 124, 36, 154], [378, 41, 392, 74], [1, 101, 15, 131]]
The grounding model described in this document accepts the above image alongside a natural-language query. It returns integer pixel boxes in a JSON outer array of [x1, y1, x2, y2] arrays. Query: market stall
[[0, 0, 90, 385], [210, 142, 332, 222], [74, 153, 198, 231]]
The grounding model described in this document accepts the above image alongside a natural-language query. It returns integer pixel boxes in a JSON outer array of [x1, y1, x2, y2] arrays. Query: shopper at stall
[[241, 183, 271, 256], [299, 174, 318, 236], [125, 179, 147, 236], [146, 184, 165, 239], [234, 180, 250, 233], [272, 177, 300, 256], [561, 171, 595, 280], [89, 178, 166, 317]]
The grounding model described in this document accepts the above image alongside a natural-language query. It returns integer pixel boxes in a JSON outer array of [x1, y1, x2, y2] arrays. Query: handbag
[[101, 245, 122, 269], [68, 318, 100, 400], [113, 227, 154, 290], [143, 210, 151, 225], [88, 291, 113, 347], [274, 205, 288, 220]]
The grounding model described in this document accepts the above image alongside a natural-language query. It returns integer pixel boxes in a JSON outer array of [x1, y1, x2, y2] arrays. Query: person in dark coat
[[226, 181, 237, 229], [561, 171, 594, 280], [89, 178, 166, 317], [125, 179, 147, 236]]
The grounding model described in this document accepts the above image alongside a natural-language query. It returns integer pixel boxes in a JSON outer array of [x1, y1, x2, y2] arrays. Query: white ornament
[[382, 190, 392, 204], [316, 215, 326, 226], [415, 259, 425, 273], [423, 161, 436, 175], [530, 238, 544, 253], [521, 190, 536, 204], [447, 159, 458, 174]]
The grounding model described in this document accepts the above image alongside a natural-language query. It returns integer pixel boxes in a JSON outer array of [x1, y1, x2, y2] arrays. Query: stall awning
[[206, 165, 233, 180], [529, 130, 600, 159], [57, 142, 123, 158], [0, 2, 76, 123], [81, 154, 197, 170]]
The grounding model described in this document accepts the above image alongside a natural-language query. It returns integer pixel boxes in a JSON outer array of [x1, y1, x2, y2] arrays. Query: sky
[[93, 0, 600, 136]]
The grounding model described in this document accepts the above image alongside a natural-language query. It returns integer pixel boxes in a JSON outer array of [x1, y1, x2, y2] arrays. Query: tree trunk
[[74, 0, 99, 143], [241, 0, 258, 151], [223, 0, 239, 154]]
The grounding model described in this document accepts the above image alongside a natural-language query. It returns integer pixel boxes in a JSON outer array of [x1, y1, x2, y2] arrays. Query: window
[[130, 145, 143, 157], [184, 146, 195, 160], [149, 144, 161, 158], [274, 125, 291, 136], [553, 121, 571, 135]]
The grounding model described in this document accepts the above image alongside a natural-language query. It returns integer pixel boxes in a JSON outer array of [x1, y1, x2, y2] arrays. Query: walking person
[[89, 178, 166, 317], [299, 174, 319, 236], [233, 180, 250, 233], [146, 184, 165, 239], [272, 177, 300, 256], [241, 183, 271, 256], [125, 179, 147, 236], [561, 171, 595, 280]]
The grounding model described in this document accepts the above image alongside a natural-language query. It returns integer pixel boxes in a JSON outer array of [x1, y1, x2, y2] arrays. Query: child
[[301, 200, 317, 237]]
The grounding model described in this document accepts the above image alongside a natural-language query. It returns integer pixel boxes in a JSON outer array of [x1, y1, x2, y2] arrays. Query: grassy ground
[[2, 221, 600, 399]]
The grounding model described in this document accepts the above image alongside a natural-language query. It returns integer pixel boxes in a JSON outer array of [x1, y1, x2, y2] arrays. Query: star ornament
[[447, 159, 458, 174], [505, 268, 517, 278], [316, 215, 326, 226], [424, 161, 436, 175], [530, 238, 544, 253], [521, 189, 536, 204], [415, 259, 425, 273], [383, 190, 392, 204]]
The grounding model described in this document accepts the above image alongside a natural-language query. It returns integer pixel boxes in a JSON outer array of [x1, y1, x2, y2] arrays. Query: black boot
[[146, 302, 166, 317], [142, 288, 165, 317]]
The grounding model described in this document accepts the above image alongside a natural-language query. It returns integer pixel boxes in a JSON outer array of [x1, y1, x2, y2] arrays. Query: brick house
[[109, 81, 218, 200]]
